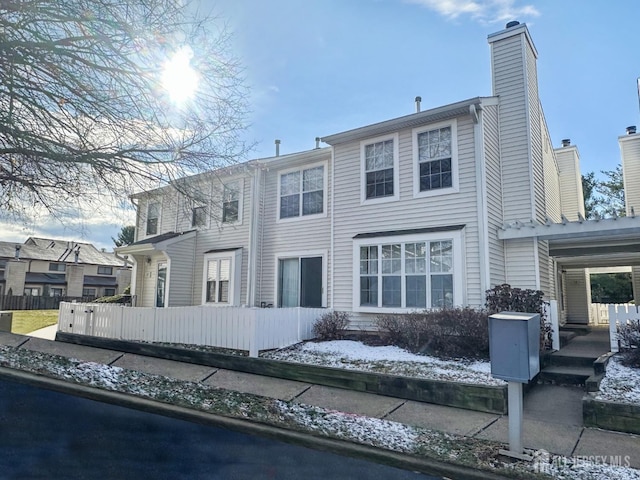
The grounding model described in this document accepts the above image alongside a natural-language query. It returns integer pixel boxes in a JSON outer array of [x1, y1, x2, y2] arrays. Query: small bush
[[618, 320, 640, 368], [376, 308, 490, 360], [312, 311, 350, 341], [93, 294, 131, 304], [485, 284, 553, 351]]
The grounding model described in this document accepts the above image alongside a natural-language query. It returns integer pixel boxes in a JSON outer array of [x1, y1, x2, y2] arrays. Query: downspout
[[472, 103, 490, 300], [246, 165, 261, 307], [330, 146, 335, 310]]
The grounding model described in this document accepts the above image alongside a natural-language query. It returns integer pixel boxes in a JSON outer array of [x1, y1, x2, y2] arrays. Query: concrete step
[[538, 366, 594, 387], [559, 330, 577, 348], [549, 352, 598, 368], [586, 373, 605, 393], [560, 324, 592, 336]]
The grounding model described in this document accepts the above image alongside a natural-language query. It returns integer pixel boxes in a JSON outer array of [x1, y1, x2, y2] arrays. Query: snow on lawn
[[596, 356, 640, 404], [262, 340, 505, 386]]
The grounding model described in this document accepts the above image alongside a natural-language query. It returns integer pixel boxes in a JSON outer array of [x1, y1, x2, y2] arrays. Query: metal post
[[500, 381, 532, 461]]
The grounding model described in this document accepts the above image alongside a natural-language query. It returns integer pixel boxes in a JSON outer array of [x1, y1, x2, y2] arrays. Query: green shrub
[[376, 308, 490, 360], [485, 284, 553, 351], [93, 294, 130, 304], [312, 311, 350, 341], [618, 320, 640, 368]]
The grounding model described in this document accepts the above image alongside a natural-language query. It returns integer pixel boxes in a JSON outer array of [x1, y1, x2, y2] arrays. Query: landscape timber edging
[[55, 332, 507, 414], [583, 396, 640, 435]]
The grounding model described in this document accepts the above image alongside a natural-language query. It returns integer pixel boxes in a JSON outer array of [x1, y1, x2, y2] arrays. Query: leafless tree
[[0, 0, 249, 222]]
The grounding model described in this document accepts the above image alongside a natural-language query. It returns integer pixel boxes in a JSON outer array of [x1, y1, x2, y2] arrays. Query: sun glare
[[161, 46, 198, 105]]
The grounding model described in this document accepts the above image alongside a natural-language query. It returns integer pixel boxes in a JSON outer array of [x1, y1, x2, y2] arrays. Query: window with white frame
[[146, 202, 160, 235], [202, 249, 242, 306], [279, 165, 325, 220], [83, 288, 96, 297], [97, 266, 113, 275], [222, 182, 240, 223], [413, 122, 457, 196], [362, 135, 398, 201], [192, 205, 207, 227], [354, 232, 461, 311]]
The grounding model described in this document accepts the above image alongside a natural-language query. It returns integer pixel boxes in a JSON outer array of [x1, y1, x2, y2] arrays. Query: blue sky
[[1, 0, 638, 250]]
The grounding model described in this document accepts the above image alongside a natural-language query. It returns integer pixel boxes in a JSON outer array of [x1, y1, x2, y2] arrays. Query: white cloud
[[406, 0, 540, 24]]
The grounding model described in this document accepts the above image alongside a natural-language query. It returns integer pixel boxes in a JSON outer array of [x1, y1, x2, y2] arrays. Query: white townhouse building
[[118, 21, 640, 329]]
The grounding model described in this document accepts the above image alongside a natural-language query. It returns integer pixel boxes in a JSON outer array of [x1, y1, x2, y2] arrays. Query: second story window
[[413, 121, 458, 197], [49, 263, 66, 272], [222, 183, 240, 223], [146, 202, 159, 235], [192, 206, 207, 227], [279, 165, 325, 220], [97, 266, 113, 275], [361, 134, 399, 203]]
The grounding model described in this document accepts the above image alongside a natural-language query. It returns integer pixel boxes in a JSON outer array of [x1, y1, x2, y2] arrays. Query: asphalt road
[[0, 379, 439, 480]]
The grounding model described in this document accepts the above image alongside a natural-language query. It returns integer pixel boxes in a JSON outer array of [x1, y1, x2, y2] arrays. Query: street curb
[[0, 365, 518, 480]]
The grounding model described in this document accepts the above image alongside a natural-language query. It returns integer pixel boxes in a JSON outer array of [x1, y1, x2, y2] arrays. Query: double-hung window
[[201, 249, 242, 306], [361, 134, 399, 203], [222, 182, 240, 223], [278, 164, 325, 220], [192, 206, 207, 227], [146, 202, 160, 235], [205, 257, 231, 304], [413, 121, 458, 197], [354, 231, 461, 312]]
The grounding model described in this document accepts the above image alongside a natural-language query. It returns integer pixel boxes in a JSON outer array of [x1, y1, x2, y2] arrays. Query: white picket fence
[[57, 302, 326, 357], [606, 304, 640, 353]]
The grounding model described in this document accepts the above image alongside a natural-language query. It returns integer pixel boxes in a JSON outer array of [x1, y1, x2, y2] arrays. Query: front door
[[278, 256, 323, 308], [156, 262, 167, 307]]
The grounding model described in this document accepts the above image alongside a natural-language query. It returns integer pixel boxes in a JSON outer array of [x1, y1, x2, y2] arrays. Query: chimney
[[315, 137, 320, 149], [627, 126, 637, 135], [275, 139, 281, 157], [14, 245, 20, 260], [561, 139, 571, 147], [415, 96, 422, 113]]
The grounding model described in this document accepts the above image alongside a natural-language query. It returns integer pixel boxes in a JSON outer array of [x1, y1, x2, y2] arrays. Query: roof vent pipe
[[627, 126, 637, 135], [315, 137, 320, 149], [415, 96, 422, 113], [74, 246, 80, 264], [275, 139, 281, 157], [561, 139, 571, 147], [506, 20, 520, 28], [14, 245, 20, 260]]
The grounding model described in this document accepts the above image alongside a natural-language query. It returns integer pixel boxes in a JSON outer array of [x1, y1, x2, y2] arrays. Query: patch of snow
[[263, 340, 505, 386], [596, 356, 640, 404]]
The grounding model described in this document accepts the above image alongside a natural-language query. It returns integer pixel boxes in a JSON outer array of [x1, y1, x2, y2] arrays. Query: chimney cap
[[561, 139, 571, 147], [626, 126, 637, 135], [506, 20, 520, 28]]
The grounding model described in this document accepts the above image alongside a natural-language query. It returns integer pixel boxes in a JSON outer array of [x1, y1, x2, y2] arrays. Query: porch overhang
[[116, 230, 196, 256], [498, 216, 640, 268]]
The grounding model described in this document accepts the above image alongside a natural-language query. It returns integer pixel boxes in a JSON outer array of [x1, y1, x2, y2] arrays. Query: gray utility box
[[489, 311, 540, 383], [0, 311, 13, 332]]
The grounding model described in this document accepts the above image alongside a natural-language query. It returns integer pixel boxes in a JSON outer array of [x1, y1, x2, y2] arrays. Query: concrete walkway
[[1, 330, 639, 471]]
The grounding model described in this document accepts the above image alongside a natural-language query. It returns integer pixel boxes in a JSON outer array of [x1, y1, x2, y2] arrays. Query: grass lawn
[[9, 310, 59, 335]]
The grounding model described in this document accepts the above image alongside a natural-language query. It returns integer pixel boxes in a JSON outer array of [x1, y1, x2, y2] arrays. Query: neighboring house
[[0, 237, 131, 298], [118, 22, 640, 328]]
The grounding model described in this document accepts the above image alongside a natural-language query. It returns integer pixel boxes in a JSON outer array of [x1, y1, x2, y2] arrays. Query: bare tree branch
[[0, 0, 250, 223]]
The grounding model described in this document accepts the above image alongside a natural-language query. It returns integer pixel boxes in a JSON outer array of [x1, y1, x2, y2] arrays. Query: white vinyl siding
[[620, 135, 640, 216], [556, 146, 585, 221], [332, 116, 480, 328], [482, 105, 506, 288], [164, 236, 196, 307], [258, 150, 332, 307]]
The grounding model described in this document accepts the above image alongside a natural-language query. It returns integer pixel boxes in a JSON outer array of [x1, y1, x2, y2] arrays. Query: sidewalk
[[1, 330, 639, 476]]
